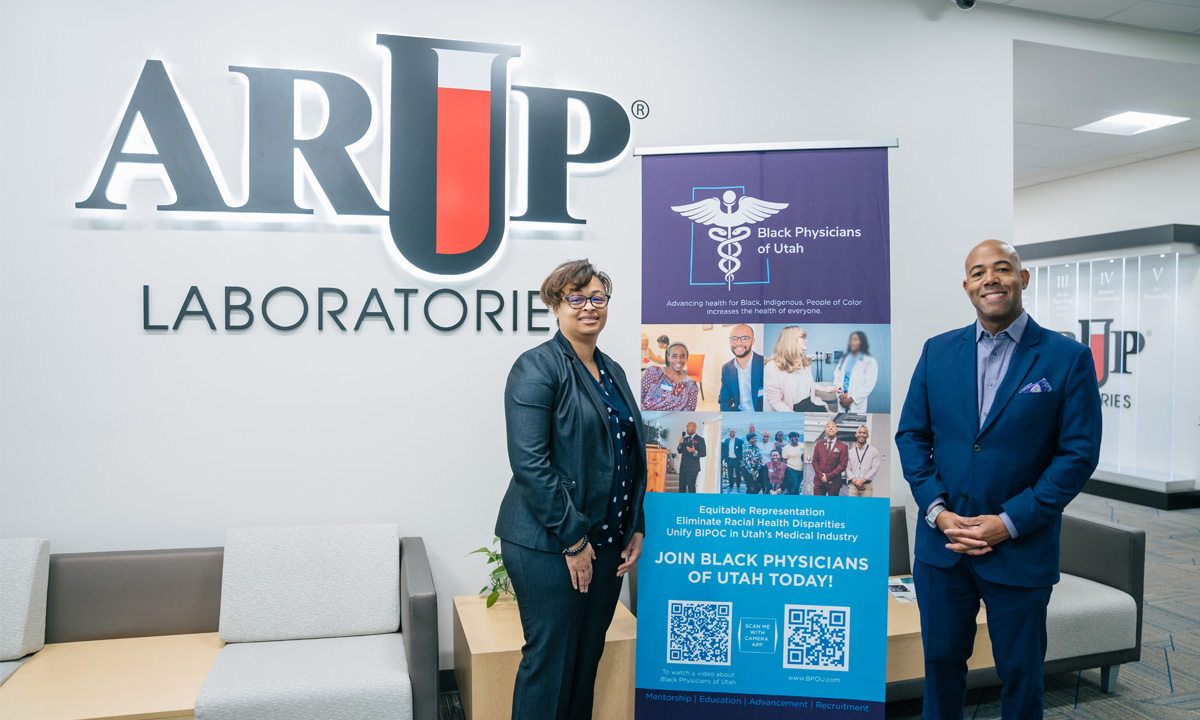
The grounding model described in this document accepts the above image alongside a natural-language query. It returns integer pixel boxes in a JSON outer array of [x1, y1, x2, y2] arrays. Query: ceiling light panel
[[1074, 111, 1190, 135]]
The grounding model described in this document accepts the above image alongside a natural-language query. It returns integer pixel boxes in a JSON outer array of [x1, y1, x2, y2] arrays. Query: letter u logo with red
[[378, 35, 520, 275], [1079, 318, 1112, 388]]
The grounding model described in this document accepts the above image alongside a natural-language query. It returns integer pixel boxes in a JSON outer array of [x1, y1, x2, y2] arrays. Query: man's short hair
[[788, 432, 800, 439]]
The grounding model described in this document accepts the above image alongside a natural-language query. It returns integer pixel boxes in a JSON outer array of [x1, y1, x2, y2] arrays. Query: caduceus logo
[[671, 191, 788, 289]]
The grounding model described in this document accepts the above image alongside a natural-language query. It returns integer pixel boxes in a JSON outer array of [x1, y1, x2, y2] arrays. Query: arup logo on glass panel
[[1071, 319, 1145, 389], [672, 190, 787, 289], [76, 35, 632, 277]]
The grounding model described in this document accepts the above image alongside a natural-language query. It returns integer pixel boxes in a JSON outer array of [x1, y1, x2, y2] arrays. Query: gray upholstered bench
[[886, 506, 1144, 701], [9, 534, 436, 720], [0, 538, 50, 685], [195, 524, 434, 720]]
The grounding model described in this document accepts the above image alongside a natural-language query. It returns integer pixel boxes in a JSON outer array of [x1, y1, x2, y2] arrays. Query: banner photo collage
[[636, 147, 892, 719]]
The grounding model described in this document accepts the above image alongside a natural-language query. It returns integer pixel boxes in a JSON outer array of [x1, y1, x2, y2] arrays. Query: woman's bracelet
[[563, 536, 589, 557]]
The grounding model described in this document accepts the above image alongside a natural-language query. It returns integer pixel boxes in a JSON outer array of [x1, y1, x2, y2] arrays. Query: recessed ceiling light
[[1074, 111, 1189, 136]]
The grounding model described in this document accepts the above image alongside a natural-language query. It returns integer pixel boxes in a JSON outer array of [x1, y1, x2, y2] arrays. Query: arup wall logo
[[1058, 318, 1146, 408], [1071, 318, 1145, 389], [77, 34, 632, 276], [672, 190, 788, 289]]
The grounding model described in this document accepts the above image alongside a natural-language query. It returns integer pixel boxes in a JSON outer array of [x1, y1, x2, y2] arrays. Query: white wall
[[1014, 148, 1200, 244], [3, 0, 1200, 667]]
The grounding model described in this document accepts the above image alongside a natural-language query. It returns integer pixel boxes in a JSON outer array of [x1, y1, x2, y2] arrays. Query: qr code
[[783, 605, 850, 671], [667, 600, 733, 665]]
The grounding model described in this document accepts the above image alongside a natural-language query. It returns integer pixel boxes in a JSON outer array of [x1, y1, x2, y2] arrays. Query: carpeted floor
[[437, 492, 1199, 719], [887, 492, 1199, 719]]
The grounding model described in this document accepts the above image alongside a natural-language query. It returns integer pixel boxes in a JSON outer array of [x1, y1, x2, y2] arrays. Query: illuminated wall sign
[[1062, 318, 1145, 397], [143, 284, 552, 334], [1027, 252, 1189, 480], [77, 34, 632, 276]]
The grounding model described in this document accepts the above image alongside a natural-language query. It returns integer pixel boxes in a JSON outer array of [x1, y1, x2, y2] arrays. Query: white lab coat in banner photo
[[833, 354, 878, 414]]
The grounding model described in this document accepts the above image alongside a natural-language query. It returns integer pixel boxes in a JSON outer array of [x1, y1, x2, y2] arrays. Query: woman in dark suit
[[495, 259, 647, 720]]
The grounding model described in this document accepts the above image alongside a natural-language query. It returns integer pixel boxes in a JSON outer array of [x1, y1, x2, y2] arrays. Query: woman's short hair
[[539, 259, 612, 309], [772, 326, 812, 373], [665, 342, 689, 360]]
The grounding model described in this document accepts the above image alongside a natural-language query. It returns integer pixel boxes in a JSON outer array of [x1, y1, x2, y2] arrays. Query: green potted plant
[[469, 537, 515, 608]]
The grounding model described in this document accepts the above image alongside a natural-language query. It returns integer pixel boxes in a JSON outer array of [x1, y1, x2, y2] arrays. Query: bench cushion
[[219, 524, 399, 643], [1, 538, 49, 661], [195, 633, 412, 720], [0, 656, 30, 686], [1045, 573, 1137, 662]]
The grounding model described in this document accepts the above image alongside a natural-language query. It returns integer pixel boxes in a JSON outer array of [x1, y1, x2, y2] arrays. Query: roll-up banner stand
[[634, 140, 897, 719]]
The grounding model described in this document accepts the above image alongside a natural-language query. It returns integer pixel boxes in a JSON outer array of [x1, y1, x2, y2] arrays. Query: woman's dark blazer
[[495, 331, 648, 553]]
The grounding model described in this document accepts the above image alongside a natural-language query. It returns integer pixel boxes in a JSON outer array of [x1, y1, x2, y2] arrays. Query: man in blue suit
[[718, 324, 764, 411], [720, 428, 745, 492], [896, 240, 1101, 719]]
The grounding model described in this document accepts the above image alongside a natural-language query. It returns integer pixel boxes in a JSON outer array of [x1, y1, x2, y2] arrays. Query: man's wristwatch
[[925, 504, 946, 530]]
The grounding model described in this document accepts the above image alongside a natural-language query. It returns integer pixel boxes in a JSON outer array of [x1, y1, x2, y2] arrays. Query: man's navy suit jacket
[[895, 316, 1101, 588], [677, 435, 706, 473], [720, 437, 744, 466], [718, 354, 764, 411]]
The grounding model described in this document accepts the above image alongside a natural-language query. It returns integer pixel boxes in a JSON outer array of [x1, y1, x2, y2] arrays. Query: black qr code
[[783, 605, 850, 671], [667, 600, 733, 665]]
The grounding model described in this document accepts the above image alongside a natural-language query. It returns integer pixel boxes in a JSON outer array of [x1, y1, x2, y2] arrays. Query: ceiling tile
[[1014, 43, 1200, 114], [1157, 0, 1200, 9], [1023, 168, 1086, 183], [1067, 130, 1188, 155], [1014, 122, 1064, 144], [1017, 103, 1122, 129], [1013, 99, 1059, 123], [1015, 164, 1050, 180], [1014, 145, 1109, 169], [1070, 156, 1144, 172], [1018, 127, 1110, 151], [1012, 43, 1200, 190], [1106, 1, 1200, 31], [1148, 118, 1200, 142], [1129, 140, 1200, 158], [1006, 0, 1141, 20]]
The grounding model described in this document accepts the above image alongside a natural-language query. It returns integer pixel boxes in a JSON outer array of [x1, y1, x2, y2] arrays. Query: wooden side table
[[0, 632, 223, 720], [453, 594, 635, 720], [886, 577, 993, 682]]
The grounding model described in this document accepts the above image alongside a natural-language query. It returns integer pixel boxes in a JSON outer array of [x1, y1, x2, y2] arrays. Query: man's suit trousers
[[914, 558, 1052, 720]]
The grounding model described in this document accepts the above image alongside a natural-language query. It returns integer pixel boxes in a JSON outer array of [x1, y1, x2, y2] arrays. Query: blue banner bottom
[[636, 688, 883, 718]]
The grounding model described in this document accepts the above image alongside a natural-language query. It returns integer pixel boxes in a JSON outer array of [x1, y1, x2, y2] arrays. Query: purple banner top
[[642, 148, 891, 325]]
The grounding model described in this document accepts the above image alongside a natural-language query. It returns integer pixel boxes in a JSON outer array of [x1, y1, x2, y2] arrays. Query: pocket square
[[1020, 378, 1052, 394]]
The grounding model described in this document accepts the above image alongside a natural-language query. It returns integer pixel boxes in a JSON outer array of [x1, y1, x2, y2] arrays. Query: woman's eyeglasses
[[564, 294, 610, 309]]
